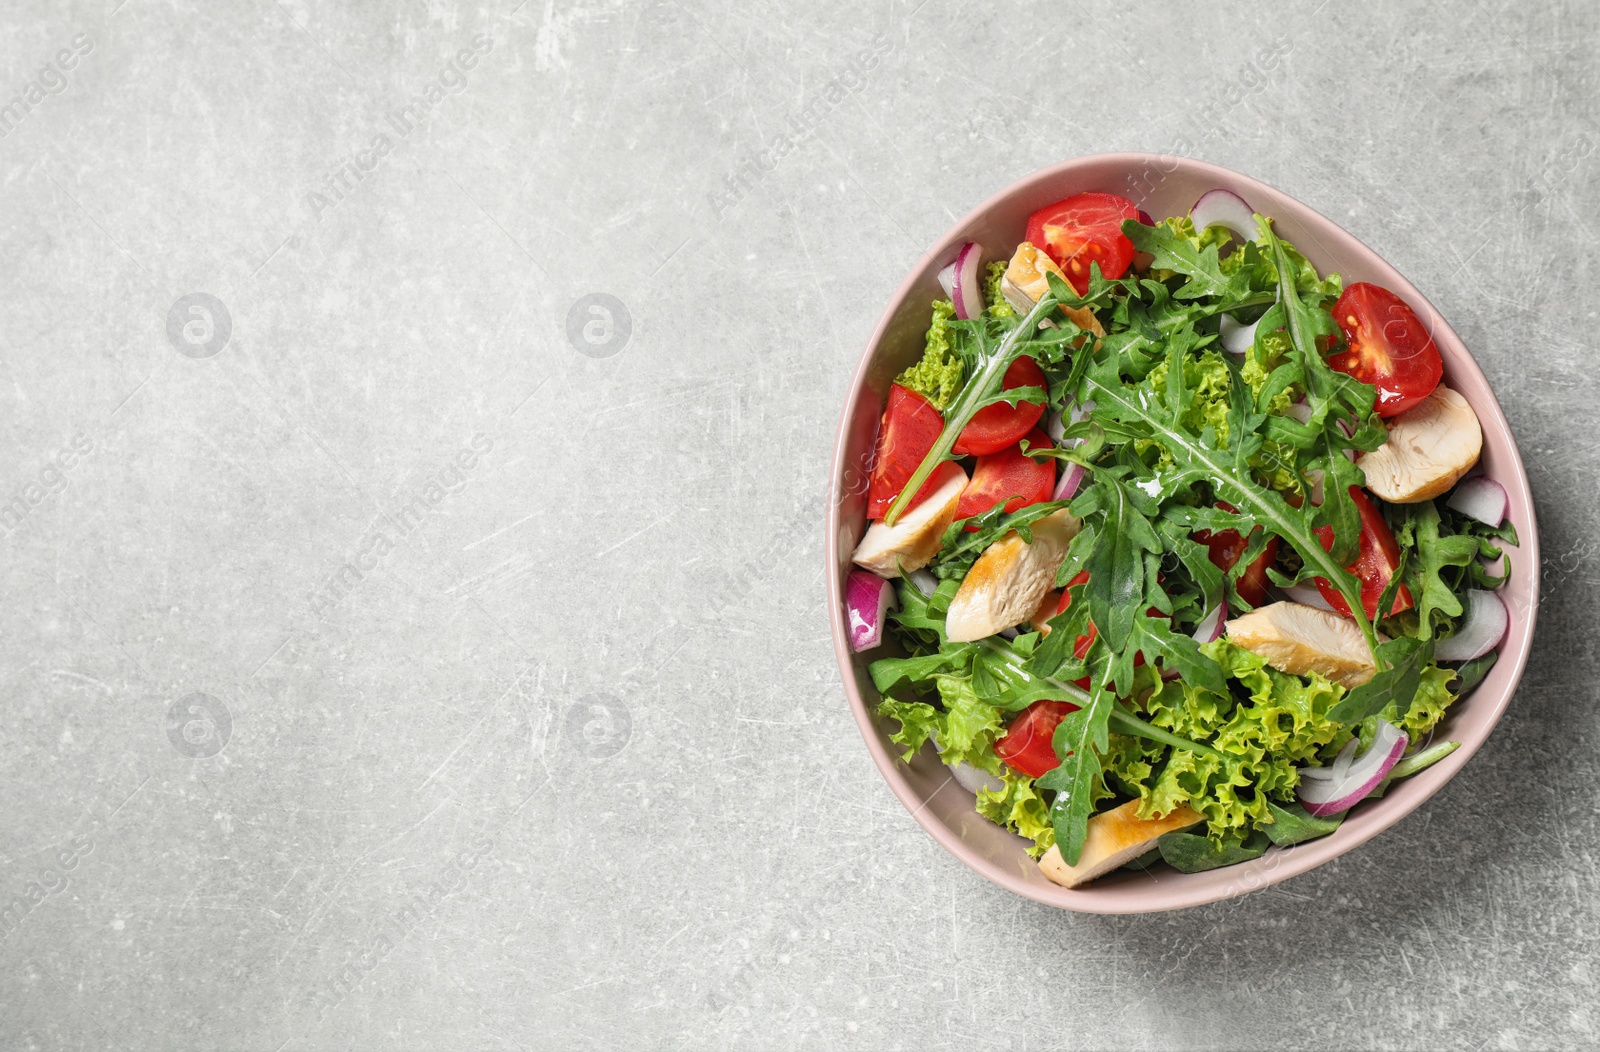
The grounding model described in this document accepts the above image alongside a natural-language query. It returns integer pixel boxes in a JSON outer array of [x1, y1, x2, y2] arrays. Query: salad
[[844, 188, 1517, 888]]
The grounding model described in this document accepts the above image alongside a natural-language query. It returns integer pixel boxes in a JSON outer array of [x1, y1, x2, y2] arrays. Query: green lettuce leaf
[[896, 299, 964, 409], [983, 260, 1014, 318], [974, 768, 1054, 857]]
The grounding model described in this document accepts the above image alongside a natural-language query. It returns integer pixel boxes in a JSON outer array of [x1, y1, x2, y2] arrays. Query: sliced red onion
[[1447, 477, 1508, 527], [845, 569, 896, 651], [1137, 208, 1155, 227], [908, 569, 938, 598], [1304, 468, 1325, 507], [1282, 582, 1336, 612], [1285, 399, 1313, 425], [1329, 736, 1359, 782], [1046, 399, 1094, 501], [1044, 410, 1065, 445], [1218, 313, 1259, 356], [1053, 463, 1086, 502], [1192, 601, 1226, 644], [1190, 189, 1257, 243], [1297, 719, 1408, 817], [1435, 589, 1509, 662], [936, 242, 985, 320]]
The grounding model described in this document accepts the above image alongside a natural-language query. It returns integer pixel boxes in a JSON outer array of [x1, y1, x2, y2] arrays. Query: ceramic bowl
[[826, 154, 1540, 913]]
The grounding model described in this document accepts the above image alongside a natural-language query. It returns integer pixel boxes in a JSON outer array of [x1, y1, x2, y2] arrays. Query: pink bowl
[[826, 154, 1540, 913]]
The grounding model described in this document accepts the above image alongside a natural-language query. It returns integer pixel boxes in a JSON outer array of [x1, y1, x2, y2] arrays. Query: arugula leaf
[[1039, 685, 1113, 866], [1158, 829, 1271, 872], [884, 293, 1066, 526], [1123, 219, 1250, 302], [1450, 650, 1498, 695], [1126, 612, 1226, 694], [1260, 218, 1344, 406], [869, 647, 972, 694], [1400, 501, 1489, 639], [1082, 353, 1379, 657], [1084, 480, 1159, 651], [1327, 636, 1434, 723], [1262, 800, 1343, 846]]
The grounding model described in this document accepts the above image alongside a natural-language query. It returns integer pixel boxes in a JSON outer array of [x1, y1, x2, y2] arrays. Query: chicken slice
[[1030, 588, 1063, 634], [1038, 799, 1202, 889], [944, 510, 1081, 642], [850, 462, 967, 578], [1225, 601, 1379, 688], [1001, 242, 1105, 337], [1359, 384, 1482, 504]]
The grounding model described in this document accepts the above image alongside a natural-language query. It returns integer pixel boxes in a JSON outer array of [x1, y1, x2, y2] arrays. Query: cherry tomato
[[1024, 192, 1142, 294], [866, 384, 945, 519], [954, 428, 1055, 528], [952, 356, 1047, 456], [1327, 283, 1443, 418], [1313, 486, 1414, 620], [994, 699, 1078, 778], [1193, 501, 1280, 608]]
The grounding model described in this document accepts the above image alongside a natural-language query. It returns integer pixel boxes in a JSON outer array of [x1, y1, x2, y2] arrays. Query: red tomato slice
[[1024, 192, 1142, 295], [1313, 486, 1414, 620], [1193, 501, 1280, 608], [952, 356, 1047, 456], [866, 384, 945, 519], [954, 428, 1055, 528], [994, 699, 1078, 778], [1327, 282, 1443, 418]]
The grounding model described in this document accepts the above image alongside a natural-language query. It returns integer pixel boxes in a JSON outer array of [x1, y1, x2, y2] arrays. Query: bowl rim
[[825, 153, 1540, 914]]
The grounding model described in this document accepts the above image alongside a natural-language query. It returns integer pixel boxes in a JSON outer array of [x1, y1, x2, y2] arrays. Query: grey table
[[1, 1, 1594, 1049]]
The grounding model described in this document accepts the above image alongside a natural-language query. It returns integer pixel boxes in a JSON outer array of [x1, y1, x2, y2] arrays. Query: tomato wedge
[[1194, 502, 1279, 608], [952, 356, 1047, 456], [865, 384, 945, 519], [954, 427, 1055, 528], [1024, 192, 1142, 295], [1327, 282, 1443, 418], [994, 699, 1078, 778], [1313, 486, 1414, 620]]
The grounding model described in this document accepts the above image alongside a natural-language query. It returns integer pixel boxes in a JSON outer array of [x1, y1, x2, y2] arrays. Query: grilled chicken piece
[[944, 510, 1081, 642], [1038, 799, 1203, 888], [1030, 588, 1063, 634], [1001, 242, 1105, 337], [1226, 601, 1379, 688], [1360, 384, 1482, 504], [851, 463, 967, 578]]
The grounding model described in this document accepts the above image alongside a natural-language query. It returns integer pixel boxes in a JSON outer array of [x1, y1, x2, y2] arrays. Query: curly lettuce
[[1104, 640, 1460, 841], [895, 299, 963, 410], [975, 769, 1054, 857], [983, 260, 1014, 318]]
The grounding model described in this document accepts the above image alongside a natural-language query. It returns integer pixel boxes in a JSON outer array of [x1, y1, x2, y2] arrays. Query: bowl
[[825, 154, 1540, 913]]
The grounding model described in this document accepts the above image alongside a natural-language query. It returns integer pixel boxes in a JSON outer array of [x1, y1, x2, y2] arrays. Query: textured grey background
[[0, 1, 1595, 1049]]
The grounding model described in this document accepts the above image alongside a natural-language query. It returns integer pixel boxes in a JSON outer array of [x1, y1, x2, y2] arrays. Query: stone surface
[[1, 1, 1596, 1049]]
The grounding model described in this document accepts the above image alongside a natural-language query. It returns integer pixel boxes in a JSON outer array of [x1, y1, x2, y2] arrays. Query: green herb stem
[[1389, 739, 1460, 779], [976, 638, 1219, 758], [884, 292, 1060, 527]]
